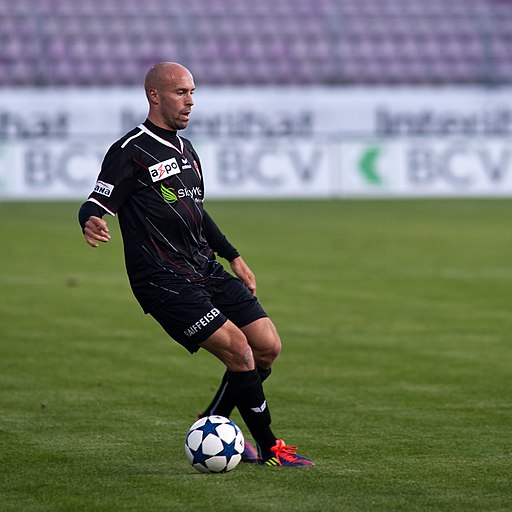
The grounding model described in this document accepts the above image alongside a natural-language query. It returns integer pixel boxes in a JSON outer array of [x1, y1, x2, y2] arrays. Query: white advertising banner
[[1, 86, 512, 199], [339, 138, 512, 197], [0, 139, 108, 200], [1, 86, 512, 140], [196, 138, 334, 198], [0, 138, 334, 200], [3, 136, 511, 200]]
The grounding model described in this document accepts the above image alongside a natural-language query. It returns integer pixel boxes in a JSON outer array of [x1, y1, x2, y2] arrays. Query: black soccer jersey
[[88, 120, 222, 312]]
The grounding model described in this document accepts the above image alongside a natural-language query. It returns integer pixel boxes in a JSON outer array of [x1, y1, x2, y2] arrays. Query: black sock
[[200, 366, 272, 419], [225, 369, 276, 457], [258, 366, 272, 382]]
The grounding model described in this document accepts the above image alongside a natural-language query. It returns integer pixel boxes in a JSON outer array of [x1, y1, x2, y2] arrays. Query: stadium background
[[1, 0, 512, 200]]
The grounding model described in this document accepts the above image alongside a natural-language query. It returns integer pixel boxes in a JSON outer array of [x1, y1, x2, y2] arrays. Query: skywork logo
[[178, 186, 202, 199], [358, 146, 384, 185], [160, 185, 203, 204], [149, 157, 180, 182], [160, 183, 178, 203]]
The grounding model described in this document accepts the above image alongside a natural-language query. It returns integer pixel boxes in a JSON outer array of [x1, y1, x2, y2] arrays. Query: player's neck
[[144, 119, 179, 142]]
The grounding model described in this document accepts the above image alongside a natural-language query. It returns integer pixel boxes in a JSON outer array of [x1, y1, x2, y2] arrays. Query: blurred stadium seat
[[0, 0, 510, 86]]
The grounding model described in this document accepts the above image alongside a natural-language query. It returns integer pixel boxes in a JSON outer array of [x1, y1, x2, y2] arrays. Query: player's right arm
[[84, 217, 111, 247], [78, 201, 111, 248], [78, 138, 138, 248]]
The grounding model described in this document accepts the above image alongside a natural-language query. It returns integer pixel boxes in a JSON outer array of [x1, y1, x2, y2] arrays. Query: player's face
[[159, 70, 195, 131]]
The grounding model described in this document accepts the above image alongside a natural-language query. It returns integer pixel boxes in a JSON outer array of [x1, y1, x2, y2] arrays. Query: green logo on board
[[358, 146, 384, 185]]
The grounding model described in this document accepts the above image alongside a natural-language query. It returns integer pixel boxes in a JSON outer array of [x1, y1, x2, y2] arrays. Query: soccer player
[[78, 62, 314, 467]]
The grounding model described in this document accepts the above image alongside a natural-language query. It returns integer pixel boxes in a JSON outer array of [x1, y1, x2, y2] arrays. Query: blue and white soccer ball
[[185, 415, 244, 473]]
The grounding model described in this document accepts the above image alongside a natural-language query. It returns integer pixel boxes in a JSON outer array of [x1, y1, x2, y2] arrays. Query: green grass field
[[1, 199, 511, 512]]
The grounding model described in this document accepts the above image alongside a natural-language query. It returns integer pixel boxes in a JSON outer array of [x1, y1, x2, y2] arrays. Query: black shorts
[[148, 270, 268, 354]]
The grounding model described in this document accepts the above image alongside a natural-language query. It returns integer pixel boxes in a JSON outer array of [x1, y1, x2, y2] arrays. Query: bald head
[[144, 62, 195, 131], [144, 62, 192, 97]]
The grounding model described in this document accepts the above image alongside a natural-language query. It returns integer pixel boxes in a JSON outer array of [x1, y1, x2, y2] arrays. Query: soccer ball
[[184, 415, 244, 473]]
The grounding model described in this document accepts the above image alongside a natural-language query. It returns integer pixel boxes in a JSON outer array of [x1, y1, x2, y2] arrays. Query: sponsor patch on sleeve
[[148, 157, 181, 182], [93, 180, 114, 197]]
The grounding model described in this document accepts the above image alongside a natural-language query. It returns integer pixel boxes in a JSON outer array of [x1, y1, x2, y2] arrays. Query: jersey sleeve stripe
[[87, 198, 117, 216], [121, 129, 144, 148]]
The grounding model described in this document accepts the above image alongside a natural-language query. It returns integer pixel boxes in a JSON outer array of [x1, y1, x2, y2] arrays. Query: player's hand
[[230, 256, 257, 295], [84, 216, 111, 248]]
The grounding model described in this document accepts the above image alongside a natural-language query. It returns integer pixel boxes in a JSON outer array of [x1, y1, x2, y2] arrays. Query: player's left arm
[[203, 210, 257, 295], [229, 256, 256, 296]]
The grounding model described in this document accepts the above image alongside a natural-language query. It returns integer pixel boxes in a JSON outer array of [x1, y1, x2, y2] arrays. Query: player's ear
[[148, 88, 159, 104]]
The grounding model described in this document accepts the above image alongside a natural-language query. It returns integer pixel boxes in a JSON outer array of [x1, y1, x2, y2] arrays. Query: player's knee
[[205, 324, 255, 371], [267, 326, 282, 361], [254, 332, 281, 368], [226, 333, 255, 371], [273, 335, 282, 361]]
